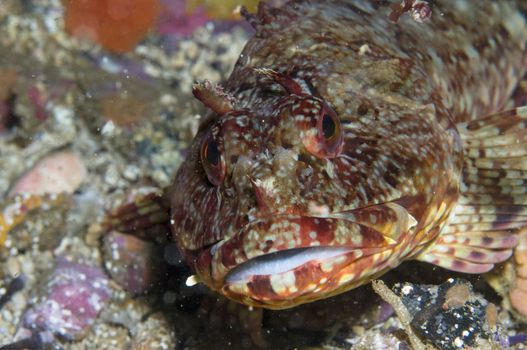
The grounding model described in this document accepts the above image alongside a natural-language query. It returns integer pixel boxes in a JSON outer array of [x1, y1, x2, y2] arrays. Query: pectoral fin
[[103, 185, 171, 242], [418, 107, 527, 277]]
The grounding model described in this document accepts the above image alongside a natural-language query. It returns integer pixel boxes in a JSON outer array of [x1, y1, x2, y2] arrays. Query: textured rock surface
[[20, 258, 113, 341], [393, 279, 508, 349]]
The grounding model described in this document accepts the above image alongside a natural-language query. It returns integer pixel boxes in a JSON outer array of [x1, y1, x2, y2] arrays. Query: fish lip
[[191, 202, 415, 306], [216, 243, 385, 308], [222, 245, 361, 284], [197, 212, 391, 289]]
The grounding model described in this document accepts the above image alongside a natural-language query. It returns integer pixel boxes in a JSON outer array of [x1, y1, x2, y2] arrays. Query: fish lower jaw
[[218, 246, 377, 309]]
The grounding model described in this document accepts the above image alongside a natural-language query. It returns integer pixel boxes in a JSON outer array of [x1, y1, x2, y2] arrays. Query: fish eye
[[313, 102, 343, 157], [200, 133, 225, 186], [204, 139, 220, 166], [288, 97, 343, 158], [321, 112, 337, 140]]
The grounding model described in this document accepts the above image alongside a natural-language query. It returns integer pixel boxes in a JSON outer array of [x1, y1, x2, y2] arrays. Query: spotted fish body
[[170, 0, 527, 309]]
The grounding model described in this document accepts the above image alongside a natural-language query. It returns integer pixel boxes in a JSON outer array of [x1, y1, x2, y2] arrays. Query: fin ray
[[459, 193, 527, 205], [417, 106, 527, 273], [103, 186, 171, 242], [464, 168, 527, 179], [425, 244, 513, 264], [417, 252, 494, 274], [436, 231, 518, 249], [463, 130, 527, 147], [454, 204, 527, 215]]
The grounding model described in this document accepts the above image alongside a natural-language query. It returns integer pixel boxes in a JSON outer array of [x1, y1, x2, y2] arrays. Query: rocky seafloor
[[0, 1, 526, 349]]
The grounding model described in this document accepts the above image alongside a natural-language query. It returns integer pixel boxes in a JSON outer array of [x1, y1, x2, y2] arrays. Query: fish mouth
[[193, 203, 415, 308], [217, 242, 384, 309], [224, 246, 357, 284]]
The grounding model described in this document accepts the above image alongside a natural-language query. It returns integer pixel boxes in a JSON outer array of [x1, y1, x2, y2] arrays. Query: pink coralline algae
[[20, 258, 113, 341], [8, 151, 87, 197]]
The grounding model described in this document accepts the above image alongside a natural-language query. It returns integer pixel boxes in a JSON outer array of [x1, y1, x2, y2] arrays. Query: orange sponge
[[64, 0, 160, 53]]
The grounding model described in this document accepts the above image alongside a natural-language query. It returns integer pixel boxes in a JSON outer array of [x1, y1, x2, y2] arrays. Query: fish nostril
[[297, 153, 310, 164], [282, 140, 293, 149], [297, 152, 317, 169]]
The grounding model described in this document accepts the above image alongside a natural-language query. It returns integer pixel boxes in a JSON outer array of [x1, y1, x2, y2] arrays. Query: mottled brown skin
[[170, 0, 527, 309]]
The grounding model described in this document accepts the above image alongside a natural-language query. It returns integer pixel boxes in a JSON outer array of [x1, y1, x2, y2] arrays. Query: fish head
[[170, 71, 459, 309]]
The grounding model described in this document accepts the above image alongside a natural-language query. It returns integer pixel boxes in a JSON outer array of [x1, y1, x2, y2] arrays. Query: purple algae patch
[[22, 257, 112, 341]]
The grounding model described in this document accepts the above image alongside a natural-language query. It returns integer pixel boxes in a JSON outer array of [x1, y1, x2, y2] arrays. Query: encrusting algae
[[62, 0, 269, 53], [63, 0, 161, 53]]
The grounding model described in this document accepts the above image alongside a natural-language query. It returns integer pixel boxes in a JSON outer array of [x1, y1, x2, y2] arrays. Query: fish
[[110, 0, 527, 310]]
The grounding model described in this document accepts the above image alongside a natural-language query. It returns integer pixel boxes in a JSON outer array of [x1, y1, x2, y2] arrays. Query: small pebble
[[5, 257, 21, 277], [443, 282, 471, 309], [485, 303, 498, 330], [8, 151, 87, 197]]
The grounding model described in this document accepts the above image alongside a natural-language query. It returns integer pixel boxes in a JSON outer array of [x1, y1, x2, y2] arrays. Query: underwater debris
[[0, 276, 25, 310], [0, 151, 86, 247], [129, 312, 177, 350], [103, 231, 168, 295], [442, 282, 471, 310], [391, 279, 508, 350], [0, 194, 65, 247], [64, 0, 161, 53], [372, 280, 428, 350]]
